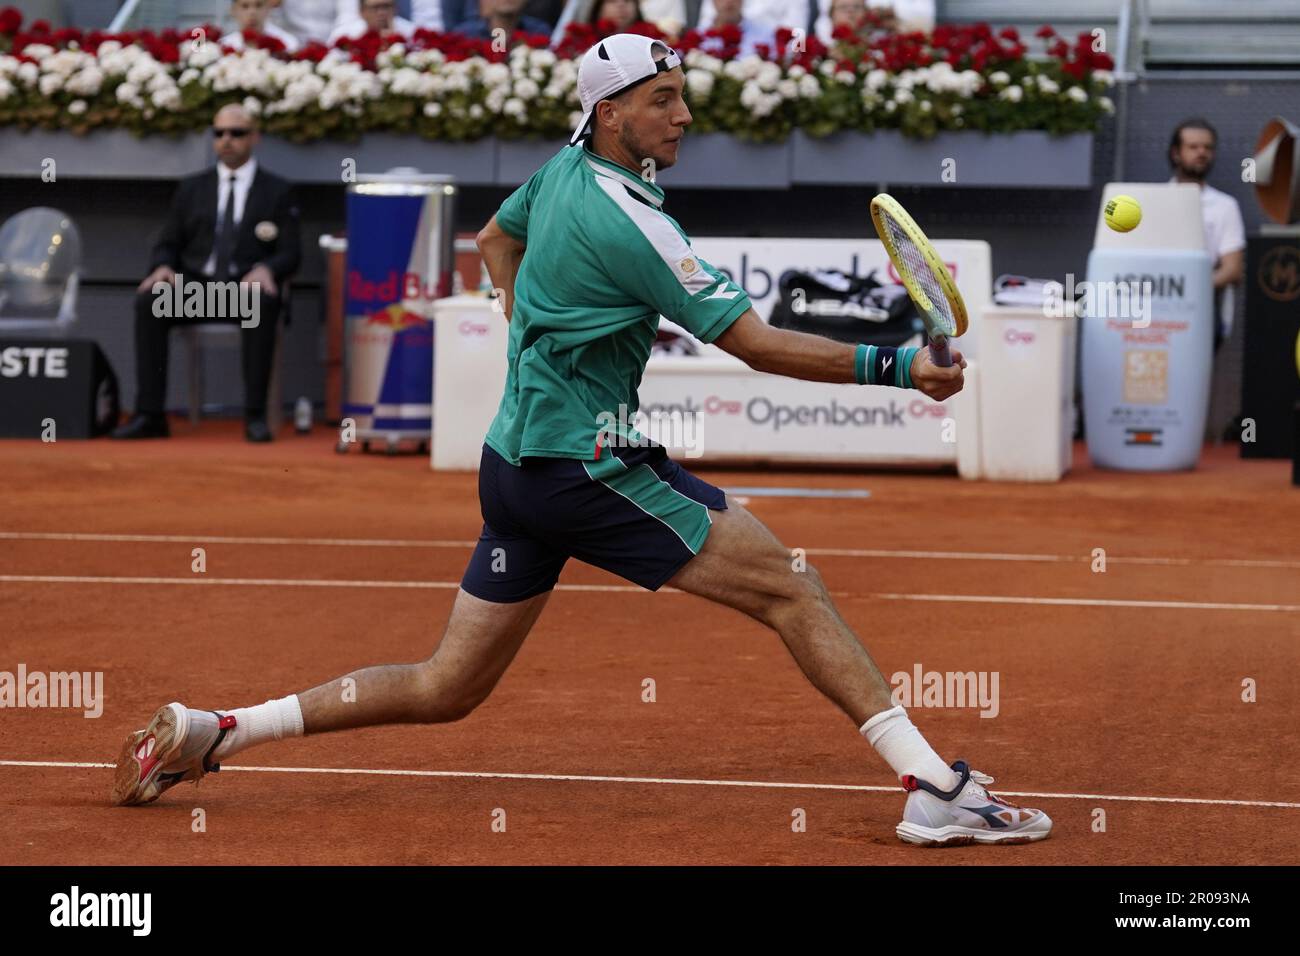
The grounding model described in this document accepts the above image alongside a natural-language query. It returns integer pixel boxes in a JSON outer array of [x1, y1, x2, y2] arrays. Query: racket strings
[[883, 215, 957, 335]]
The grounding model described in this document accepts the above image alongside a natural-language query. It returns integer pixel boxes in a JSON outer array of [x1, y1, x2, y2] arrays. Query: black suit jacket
[[150, 165, 301, 283]]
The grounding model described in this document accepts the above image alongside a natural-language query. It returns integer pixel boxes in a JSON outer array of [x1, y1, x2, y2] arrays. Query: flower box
[[791, 130, 1094, 188]]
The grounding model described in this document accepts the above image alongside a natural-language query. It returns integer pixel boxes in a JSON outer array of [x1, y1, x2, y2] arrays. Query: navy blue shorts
[[460, 442, 728, 603]]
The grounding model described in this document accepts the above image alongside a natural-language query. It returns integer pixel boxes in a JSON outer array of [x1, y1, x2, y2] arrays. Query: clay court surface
[[1, 423, 1298, 866]]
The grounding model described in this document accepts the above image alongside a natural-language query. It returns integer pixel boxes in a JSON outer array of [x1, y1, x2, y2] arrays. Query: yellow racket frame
[[870, 194, 969, 341]]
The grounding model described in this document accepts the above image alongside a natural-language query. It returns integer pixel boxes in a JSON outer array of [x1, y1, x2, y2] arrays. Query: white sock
[[210, 695, 304, 762], [860, 704, 961, 790]]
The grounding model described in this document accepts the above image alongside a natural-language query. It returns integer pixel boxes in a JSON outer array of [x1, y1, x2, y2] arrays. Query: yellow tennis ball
[[1104, 195, 1142, 233]]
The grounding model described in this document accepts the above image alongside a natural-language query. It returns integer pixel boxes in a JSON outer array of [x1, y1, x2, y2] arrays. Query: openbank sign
[[642, 396, 945, 431]]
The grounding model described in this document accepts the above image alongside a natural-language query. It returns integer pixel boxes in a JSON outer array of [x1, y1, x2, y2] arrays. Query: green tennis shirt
[[483, 142, 753, 464]]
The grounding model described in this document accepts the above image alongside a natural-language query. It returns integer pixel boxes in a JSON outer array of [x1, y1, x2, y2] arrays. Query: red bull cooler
[[341, 173, 457, 452]]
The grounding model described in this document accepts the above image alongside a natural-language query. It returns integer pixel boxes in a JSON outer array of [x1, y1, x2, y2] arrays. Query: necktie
[[213, 175, 236, 280]]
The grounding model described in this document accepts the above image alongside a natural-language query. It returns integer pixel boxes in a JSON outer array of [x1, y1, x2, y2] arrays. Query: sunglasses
[[212, 128, 252, 139]]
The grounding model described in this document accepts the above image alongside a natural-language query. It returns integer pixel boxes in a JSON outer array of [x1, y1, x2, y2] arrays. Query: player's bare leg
[[666, 497, 893, 726], [667, 499, 1051, 845], [296, 588, 550, 733], [111, 589, 548, 805]]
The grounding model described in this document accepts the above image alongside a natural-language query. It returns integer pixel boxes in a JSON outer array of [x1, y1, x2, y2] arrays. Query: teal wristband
[[854, 343, 870, 385], [899, 347, 917, 388]]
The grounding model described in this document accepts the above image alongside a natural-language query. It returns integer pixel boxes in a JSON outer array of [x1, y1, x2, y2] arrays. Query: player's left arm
[[476, 214, 526, 322], [714, 309, 967, 402]]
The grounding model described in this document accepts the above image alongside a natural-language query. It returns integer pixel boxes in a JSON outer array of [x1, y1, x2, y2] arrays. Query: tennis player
[[112, 34, 1050, 847]]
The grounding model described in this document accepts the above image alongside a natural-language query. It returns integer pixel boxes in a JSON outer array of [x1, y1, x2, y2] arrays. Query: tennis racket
[[870, 194, 969, 368]]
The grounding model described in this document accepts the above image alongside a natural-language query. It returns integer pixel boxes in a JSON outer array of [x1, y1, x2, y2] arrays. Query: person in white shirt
[[814, 0, 932, 43], [698, 0, 808, 35], [1166, 117, 1247, 351], [332, 0, 442, 37], [222, 0, 303, 51], [328, 0, 420, 43], [700, 0, 775, 56], [268, 0, 339, 45]]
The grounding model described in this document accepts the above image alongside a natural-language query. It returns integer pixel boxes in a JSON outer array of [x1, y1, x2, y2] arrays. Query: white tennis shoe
[[896, 760, 1052, 846], [111, 702, 236, 807]]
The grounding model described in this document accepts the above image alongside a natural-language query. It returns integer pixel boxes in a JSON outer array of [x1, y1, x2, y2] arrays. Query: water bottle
[[294, 397, 312, 434]]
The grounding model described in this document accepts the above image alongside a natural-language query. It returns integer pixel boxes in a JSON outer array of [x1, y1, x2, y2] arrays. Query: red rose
[[1035, 25, 1055, 39], [1048, 38, 1068, 58], [1062, 59, 1086, 81], [1090, 51, 1114, 70], [0, 7, 21, 35], [29, 17, 50, 33], [775, 26, 792, 47], [999, 26, 1019, 42]]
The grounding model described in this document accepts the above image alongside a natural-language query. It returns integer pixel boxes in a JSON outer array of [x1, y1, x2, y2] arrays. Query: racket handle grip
[[928, 337, 953, 368]]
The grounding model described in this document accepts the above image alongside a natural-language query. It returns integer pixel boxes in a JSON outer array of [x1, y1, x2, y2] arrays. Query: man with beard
[[1167, 118, 1246, 352], [112, 35, 1052, 849]]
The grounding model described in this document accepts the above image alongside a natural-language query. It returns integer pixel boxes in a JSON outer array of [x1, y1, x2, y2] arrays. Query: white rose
[[17, 62, 38, 86], [920, 99, 931, 112], [686, 68, 714, 98], [116, 81, 140, 103], [514, 77, 539, 100], [469, 103, 484, 118], [1067, 85, 1088, 103], [503, 97, 526, 118], [893, 88, 913, 104], [423, 100, 442, 117], [999, 85, 1023, 102], [68, 99, 87, 115], [39, 73, 64, 96], [24, 44, 55, 59], [799, 74, 819, 98], [865, 68, 888, 92], [243, 95, 262, 115], [989, 70, 1010, 86], [788, 64, 806, 79], [1094, 69, 1114, 87], [0, 77, 15, 99], [777, 78, 797, 99], [1037, 75, 1059, 94], [1099, 95, 1115, 113], [835, 69, 854, 85]]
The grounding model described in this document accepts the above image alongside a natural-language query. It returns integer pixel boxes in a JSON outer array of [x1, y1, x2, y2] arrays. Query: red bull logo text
[[348, 270, 445, 304]]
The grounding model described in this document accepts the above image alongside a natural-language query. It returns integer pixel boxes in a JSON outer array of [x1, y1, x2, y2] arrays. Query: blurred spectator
[[522, 0, 569, 30], [827, 0, 895, 36], [328, 0, 417, 42], [589, 0, 642, 31], [815, 0, 931, 43], [223, 0, 303, 51], [269, 0, 339, 45], [701, 0, 774, 56], [334, 0, 445, 31], [112, 104, 301, 444], [1165, 118, 1245, 351], [698, 0, 810, 35], [640, 0, 687, 33], [454, 0, 553, 41]]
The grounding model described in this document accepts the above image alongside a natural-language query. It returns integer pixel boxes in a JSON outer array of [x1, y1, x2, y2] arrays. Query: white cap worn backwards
[[569, 33, 683, 147]]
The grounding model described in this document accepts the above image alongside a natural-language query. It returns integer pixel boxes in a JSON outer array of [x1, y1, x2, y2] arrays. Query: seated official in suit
[[113, 104, 301, 443]]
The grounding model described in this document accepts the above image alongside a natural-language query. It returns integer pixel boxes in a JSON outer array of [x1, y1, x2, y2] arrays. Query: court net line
[[2, 760, 1297, 810], [2, 574, 1298, 612], [2, 531, 1298, 570]]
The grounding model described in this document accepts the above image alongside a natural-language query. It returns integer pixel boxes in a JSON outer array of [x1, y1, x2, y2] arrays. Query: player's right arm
[[715, 309, 966, 403], [476, 214, 526, 322]]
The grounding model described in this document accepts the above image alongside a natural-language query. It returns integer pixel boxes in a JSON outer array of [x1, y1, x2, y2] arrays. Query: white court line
[[2, 574, 1296, 611], [0, 575, 646, 593], [872, 593, 1300, 613], [2, 531, 1298, 570], [1, 759, 1297, 810]]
